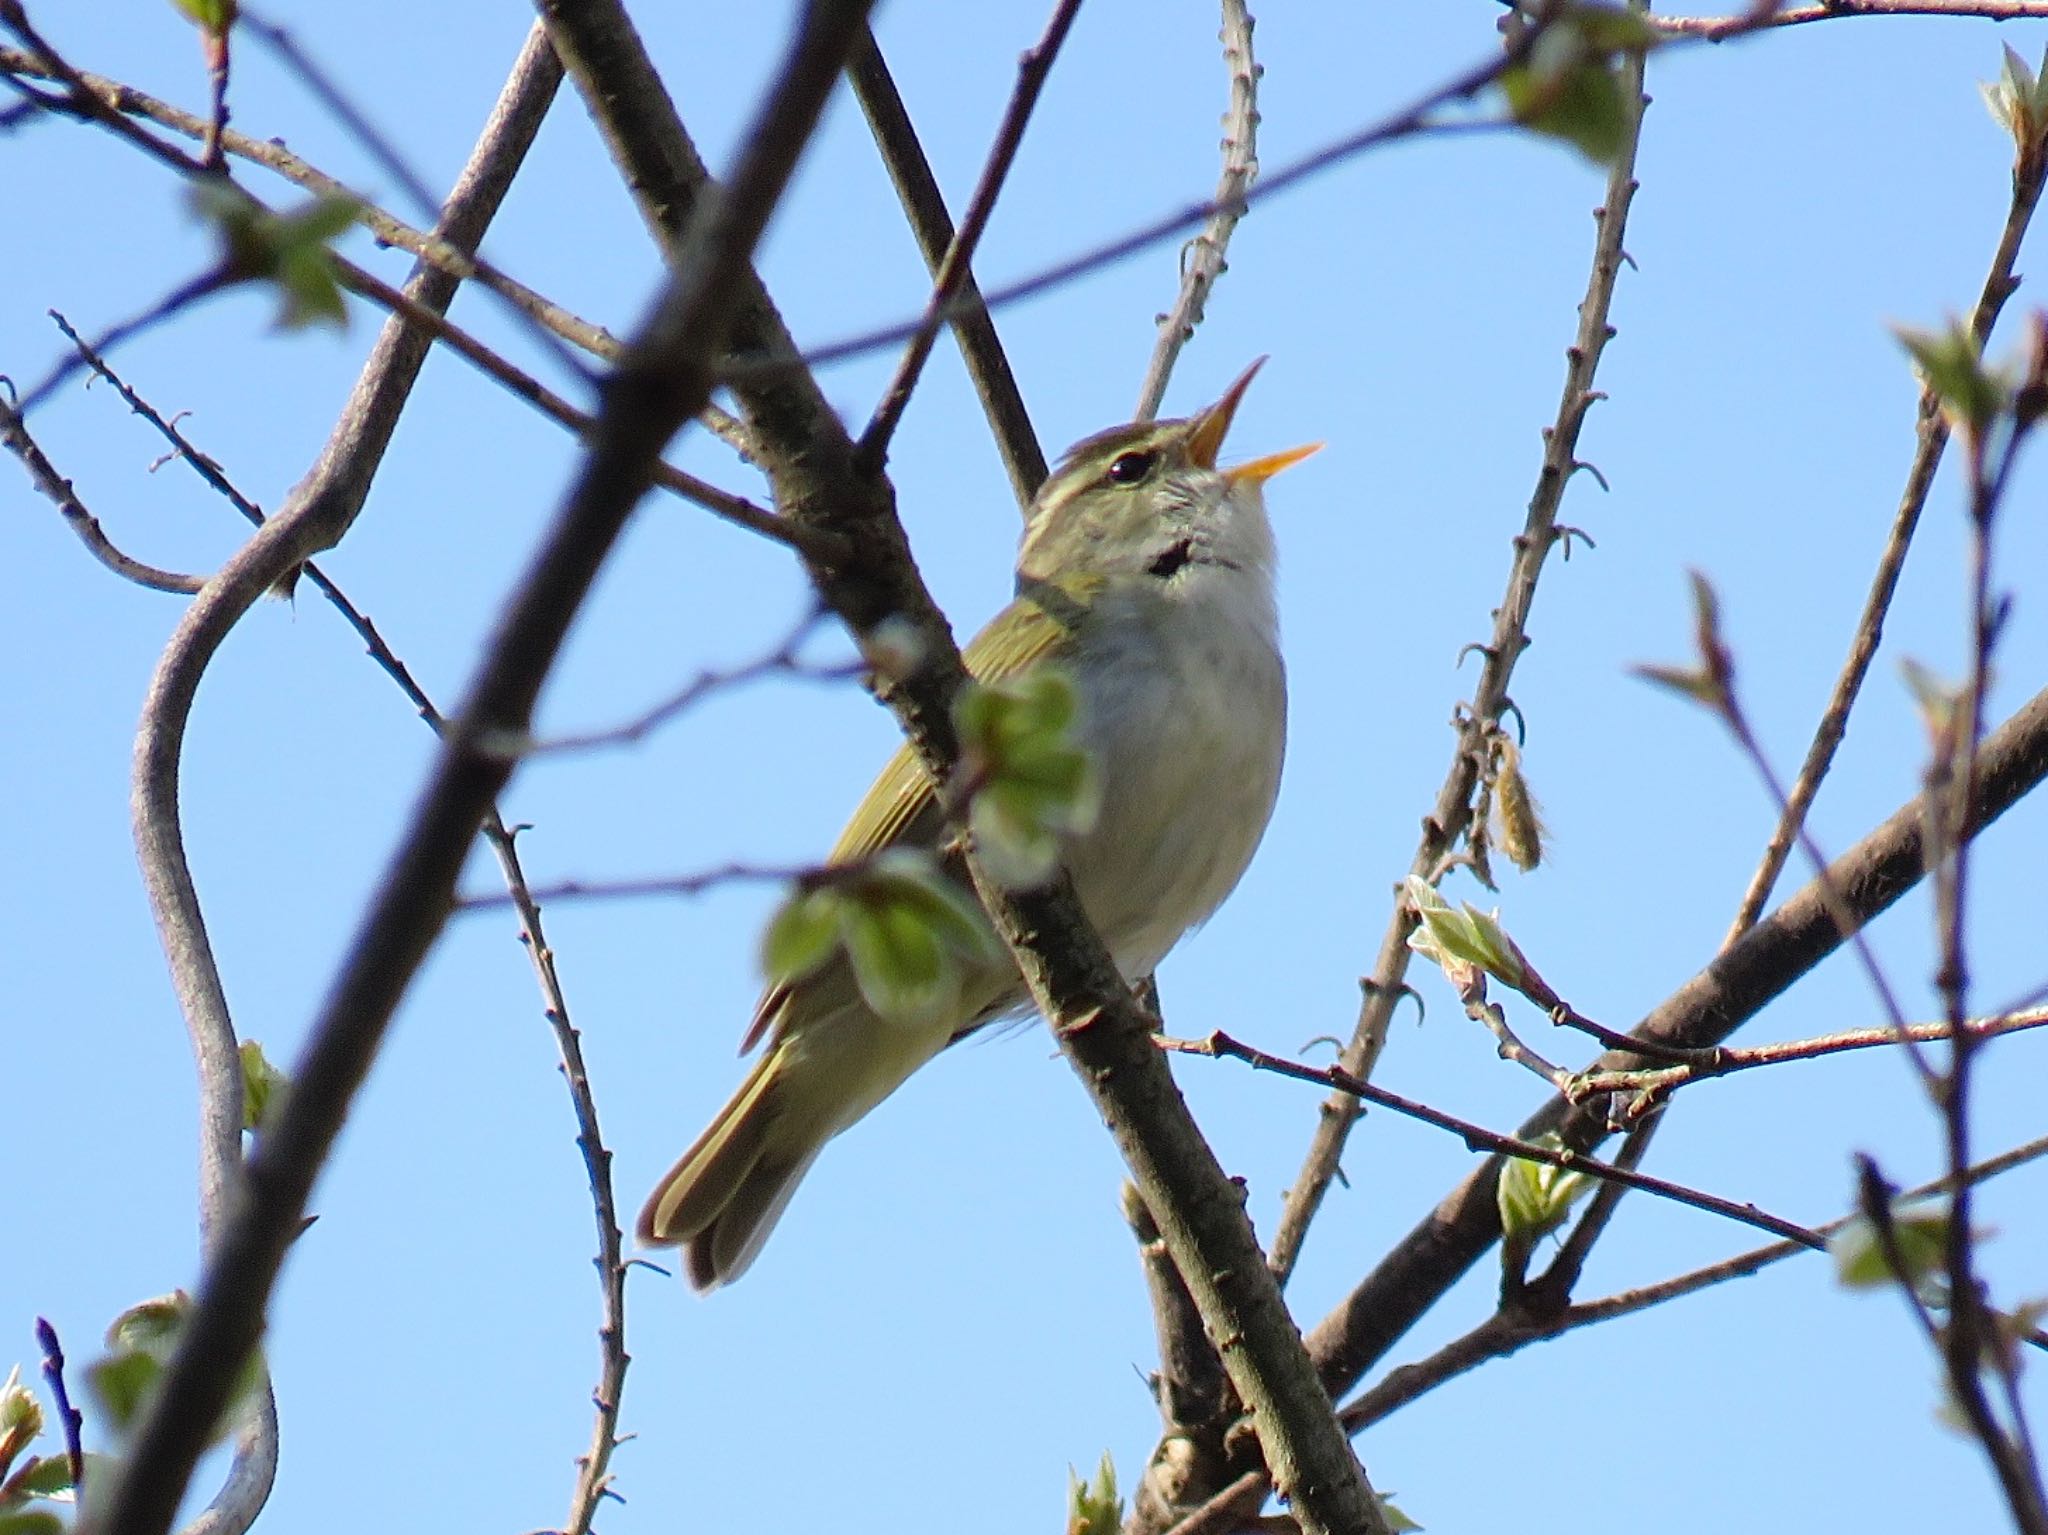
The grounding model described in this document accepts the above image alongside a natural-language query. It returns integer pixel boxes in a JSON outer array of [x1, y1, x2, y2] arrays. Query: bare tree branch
[[1133, 0, 1261, 422], [854, 0, 1082, 475], [1658, 0, 2048, 38], [847, 25, 1047, 506], [1267, 21, 1647, 1287], [1156, 1031, 1822, 1248], [1, 391, 206, 593], [1725, 126, 2047, 938], [86, 10, 875, 1532], [98, 24, 564, 1535], [1300, 681, 2048, 1409]]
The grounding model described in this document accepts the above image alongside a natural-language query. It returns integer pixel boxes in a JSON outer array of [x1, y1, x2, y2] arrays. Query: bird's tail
[[636, 1045, 826, 1291]]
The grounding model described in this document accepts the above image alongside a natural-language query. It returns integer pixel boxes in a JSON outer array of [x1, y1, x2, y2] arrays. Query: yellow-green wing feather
[[740, 580, 1091, 1051]]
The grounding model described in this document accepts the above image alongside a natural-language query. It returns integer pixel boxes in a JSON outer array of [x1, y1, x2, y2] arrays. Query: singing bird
[[638, 361, 1318, 1288]]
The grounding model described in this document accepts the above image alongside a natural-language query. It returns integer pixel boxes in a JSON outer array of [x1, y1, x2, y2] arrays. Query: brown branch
[[1725, 137, 2047, 937], [854, 0, 1082, 474], [772, 36, 1538, 379], [1157, 1031, 1819, 1248], [1574, 1006, 2048, 1102], [482, 822, 633, 1535], [847, 26, 1047, 507], [0, 39, 757, 465], [1266, 25, 1648, 1287], [12, 269, 229, 418], [92, 5, 873, 1529], [325, 254, 828, 557], [0, 391, 206, 593], [1133, 0, 1260, 422], [1299, 681, 2048, 1413], [506, 606, 856, 758], [0, 0, 206, 178], [64, 264, 640, 1535], [1122, 1180, 1236, 1534], [1171, 1129, 2048, 1535], [1658, 0, 2048, 38]]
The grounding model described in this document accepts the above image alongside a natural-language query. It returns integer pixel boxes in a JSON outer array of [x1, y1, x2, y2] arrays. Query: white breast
[[1063, 563, 1285, 983]]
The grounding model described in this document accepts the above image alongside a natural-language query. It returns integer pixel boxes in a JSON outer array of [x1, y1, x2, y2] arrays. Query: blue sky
[[5, 2, 2047, 1533]]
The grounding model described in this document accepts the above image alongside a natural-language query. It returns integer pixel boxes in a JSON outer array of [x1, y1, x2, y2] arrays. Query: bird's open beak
[[1226, 441, 1323, 488], [1187, 357, 1323, 487], [1186, 358, 1265, 469]]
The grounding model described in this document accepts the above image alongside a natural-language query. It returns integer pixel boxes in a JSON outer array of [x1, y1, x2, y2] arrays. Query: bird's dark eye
[[1106, 450, 1156, 486]]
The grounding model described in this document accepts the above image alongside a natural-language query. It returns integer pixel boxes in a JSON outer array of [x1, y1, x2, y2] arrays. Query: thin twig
[[33, 1318, 84, 1490], [846, 27, 1046, 507], [1658, 0, 2048, 37], [0, 35, 781, 463], [1133, 0, 1260, 422], [459, 863, 824, 912], [239, 10, 444, 224], [1170, 1130, 2048, 1535], [11, 269, 228, 419], [482, 822, 634, 1535], [1156, 1031, 1819, 1248], [1927, 356, 2048, 1535], [1266, 22, 1649, 1287], [1724, 133, 2047, 939], [1572, 1007, 2048, 1101], [1715, 681, 1929, 1078], [1, 389, 206, 593], [854, 0, 1083, 472], [501, 607, 860, 759], [326, 255, 831, 557], [1298, 683, 2048, 1433], [760, 20, 1567, 385], [0, 0, 207, 178], [90, 10, 876, 1528], [1339, 1134, 2048, 1440]]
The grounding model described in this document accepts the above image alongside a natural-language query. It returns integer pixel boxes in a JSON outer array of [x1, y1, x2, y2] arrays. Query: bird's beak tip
[[1187, 357, 1270, 469], [1225, 440, 1323, 489]]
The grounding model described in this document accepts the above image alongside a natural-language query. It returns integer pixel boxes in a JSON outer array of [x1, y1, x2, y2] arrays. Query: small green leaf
[[1505, 58, 1627, 163], [0, 1369, 41, 1475], [1378, 1493, 1425, 1533], [191, 186, 360, 331], [842, 893, 953, 1026], [105, 1295, 187, 1357], [971, 783, 1064, 889], [172, 0, 237, 30], [87, 1352, 161, 1432], [1831, 1208, 1951, 1289], [1567, 2, 1661, 51], [0, 1509, 65, 1535], [1498, 1136, 1593, 1242], [1402, 877, 1548, 1001], [1895, 320, 2009, 436], [1065, 1452, 1122, 1535], [239, 1039, 289, 1134], [870, 854, 1001, 967], [760, 886, 846, 988], [5, 1455, 73, 1501]]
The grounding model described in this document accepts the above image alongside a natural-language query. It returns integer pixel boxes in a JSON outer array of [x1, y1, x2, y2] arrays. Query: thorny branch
[[1724, 125, 2048, 938], [60, 309, 640, 1535], [1155, 1031, 1821, 1248], [1, 388, 205, 593], [1266, 21, 1648, 1287], [855, 0, 1083, 473], [1659, 0, 2048, 38], [1133, 0, 1261, 422], [845, 16, 1055, 504]]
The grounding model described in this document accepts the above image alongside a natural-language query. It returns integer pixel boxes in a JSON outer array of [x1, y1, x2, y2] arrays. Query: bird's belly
[[1065, 617, 1284, 982]]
